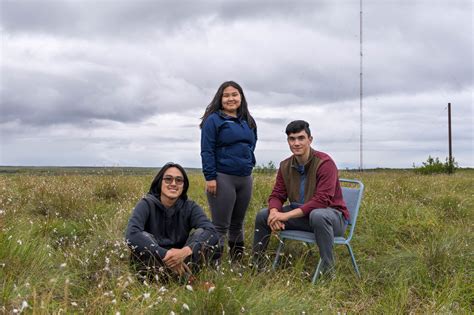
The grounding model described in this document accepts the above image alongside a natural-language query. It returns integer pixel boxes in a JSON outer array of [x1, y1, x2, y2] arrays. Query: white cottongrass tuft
[[185, 284, 193, 292], [143, 292, 150, 299], [19, 300, 29, 312], [182, 303, 190, 311], [158, 286, 168, 293]]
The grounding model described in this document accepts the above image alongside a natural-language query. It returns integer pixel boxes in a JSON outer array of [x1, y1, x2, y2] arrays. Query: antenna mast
[[359, 0, 364, 171]]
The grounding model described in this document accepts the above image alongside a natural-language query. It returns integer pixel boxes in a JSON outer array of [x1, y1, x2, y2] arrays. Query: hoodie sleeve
[[251, 126, 258, 152], [187, 202, 217, 249], [125, 199, 168, 259], [200, 115, 218, 181]]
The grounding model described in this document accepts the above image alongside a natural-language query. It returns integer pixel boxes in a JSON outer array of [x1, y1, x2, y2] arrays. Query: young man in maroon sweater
[[252, 120, 349, 275]]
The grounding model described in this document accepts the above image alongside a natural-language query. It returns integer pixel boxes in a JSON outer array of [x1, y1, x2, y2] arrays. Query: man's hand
[[270, 220, 285, 231], [267, 207, 305, 232], [267, 208, 287, 232], [206, 180, 217, 196], [163, 247, 192, 269]]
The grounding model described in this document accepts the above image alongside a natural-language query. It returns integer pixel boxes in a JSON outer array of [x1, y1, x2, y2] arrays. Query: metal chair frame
[[272, 179, 364, 284]]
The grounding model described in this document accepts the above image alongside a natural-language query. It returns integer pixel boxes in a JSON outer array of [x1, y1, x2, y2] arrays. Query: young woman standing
[[200, 81, 257, 262]]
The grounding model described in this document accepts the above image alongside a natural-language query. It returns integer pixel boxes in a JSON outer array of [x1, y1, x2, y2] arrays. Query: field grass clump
[[1, 169, 473, 313]]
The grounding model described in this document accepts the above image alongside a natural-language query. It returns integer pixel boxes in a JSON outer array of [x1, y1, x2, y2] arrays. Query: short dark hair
[[285, 120, 311, 137], [149, 162, 189, 201]]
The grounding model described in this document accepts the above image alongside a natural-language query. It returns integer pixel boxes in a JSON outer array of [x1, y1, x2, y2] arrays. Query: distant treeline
[[0, 166, 472, 176], [0, 166, 201, 176]]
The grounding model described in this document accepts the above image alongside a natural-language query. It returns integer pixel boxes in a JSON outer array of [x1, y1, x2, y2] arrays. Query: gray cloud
[[1, 0, 472, 167]]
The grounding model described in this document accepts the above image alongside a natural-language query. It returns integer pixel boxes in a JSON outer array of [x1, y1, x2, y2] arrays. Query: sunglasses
[[163, 175, 184, 186]]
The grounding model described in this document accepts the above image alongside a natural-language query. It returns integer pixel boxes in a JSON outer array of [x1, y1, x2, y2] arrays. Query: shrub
[[254, 161, 277, 173], [413, 156, 458, 174]]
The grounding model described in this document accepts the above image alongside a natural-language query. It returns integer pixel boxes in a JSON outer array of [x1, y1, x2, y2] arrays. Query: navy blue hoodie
[[200, 111, 257, 180]]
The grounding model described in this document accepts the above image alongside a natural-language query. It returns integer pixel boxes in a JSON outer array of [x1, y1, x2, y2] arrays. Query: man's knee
[[309, 209, 331, 228], [255, 208, 269, 226]]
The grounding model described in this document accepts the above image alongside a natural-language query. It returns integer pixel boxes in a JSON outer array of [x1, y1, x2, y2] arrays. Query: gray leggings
[[207, 172, 253, 246]]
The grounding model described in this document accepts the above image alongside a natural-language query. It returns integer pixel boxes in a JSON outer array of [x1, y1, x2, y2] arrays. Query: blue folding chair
[[272, 179, 364, 284]]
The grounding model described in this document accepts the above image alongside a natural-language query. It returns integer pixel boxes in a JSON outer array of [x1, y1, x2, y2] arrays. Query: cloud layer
[[1, 0, 472, 168]]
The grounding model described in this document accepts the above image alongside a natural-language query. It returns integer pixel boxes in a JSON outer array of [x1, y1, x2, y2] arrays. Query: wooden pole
[[448, 102, 452, 163]]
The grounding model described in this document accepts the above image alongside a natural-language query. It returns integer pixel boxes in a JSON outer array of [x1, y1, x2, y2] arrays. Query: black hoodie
[[125, 194, 217, 259]]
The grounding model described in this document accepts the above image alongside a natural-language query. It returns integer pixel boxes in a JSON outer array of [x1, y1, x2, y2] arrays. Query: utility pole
[[448, 102, 452, 164], [359, 0, 363, 171]]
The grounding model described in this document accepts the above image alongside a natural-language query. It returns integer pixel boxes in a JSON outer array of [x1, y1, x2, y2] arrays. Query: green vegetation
[[413, 156, 458, 175], [1, 169, 473, 313]]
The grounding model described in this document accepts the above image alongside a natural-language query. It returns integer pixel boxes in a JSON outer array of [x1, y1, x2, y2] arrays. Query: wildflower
[[172, 297, 177, 303], [143, 293, 150, 299], [241, 307, 246, 313], [182, 303, 190, 311], [19, 300, 29, 312], [60, 263, 67, 268], [158, 286, 168, 293], [170, 312, 176, 315], [208, 286, 216, 293], [185, 285, 193, 292], [71, 302, 78, 307], [111, 299, 117, 304]]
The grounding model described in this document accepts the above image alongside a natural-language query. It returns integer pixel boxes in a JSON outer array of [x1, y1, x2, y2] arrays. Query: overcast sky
[[1, 0, 472, 169]]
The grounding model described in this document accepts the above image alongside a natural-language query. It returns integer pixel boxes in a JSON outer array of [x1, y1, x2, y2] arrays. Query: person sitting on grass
[[125, 162, 219, 283], [252, 120, 349, 277]]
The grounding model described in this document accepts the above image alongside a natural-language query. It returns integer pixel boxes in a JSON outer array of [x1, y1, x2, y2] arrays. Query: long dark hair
[[148, 162, 190, 201], [199, 81, 256, 129]]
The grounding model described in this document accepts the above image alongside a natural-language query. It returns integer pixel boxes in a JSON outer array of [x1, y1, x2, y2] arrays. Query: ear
[[309, 136, 313, 144]]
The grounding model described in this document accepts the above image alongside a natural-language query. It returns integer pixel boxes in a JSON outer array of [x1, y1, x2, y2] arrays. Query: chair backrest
[[339, 179, 364, 241]]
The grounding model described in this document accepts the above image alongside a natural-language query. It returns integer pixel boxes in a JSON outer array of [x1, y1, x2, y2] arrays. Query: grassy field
[[1, 168, 473, 313]]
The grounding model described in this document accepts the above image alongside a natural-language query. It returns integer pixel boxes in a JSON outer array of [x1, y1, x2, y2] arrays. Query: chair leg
[[311, 259, 323, 284], [346, 243, 360, 278], [272, 239, 285, 270]]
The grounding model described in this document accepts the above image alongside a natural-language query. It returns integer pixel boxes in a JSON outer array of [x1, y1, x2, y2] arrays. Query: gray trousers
[[253, 205, 346, 271], [207, 172, 253, 246]]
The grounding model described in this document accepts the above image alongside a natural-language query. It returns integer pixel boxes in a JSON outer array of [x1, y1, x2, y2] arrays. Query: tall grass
[[0, 169, 473, 313]]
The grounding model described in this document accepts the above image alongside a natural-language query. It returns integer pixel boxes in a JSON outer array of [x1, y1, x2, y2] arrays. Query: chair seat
[[279, 230, 349, 245]]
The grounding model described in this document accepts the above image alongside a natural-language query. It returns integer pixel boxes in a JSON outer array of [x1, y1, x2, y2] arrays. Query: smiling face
[[221, 85, 241, 117], [287, 130, 313, 159], [160, 167, 184, 206]]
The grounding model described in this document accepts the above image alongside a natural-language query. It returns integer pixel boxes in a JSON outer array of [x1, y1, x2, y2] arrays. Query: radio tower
[[359, 0, 364, 171]]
